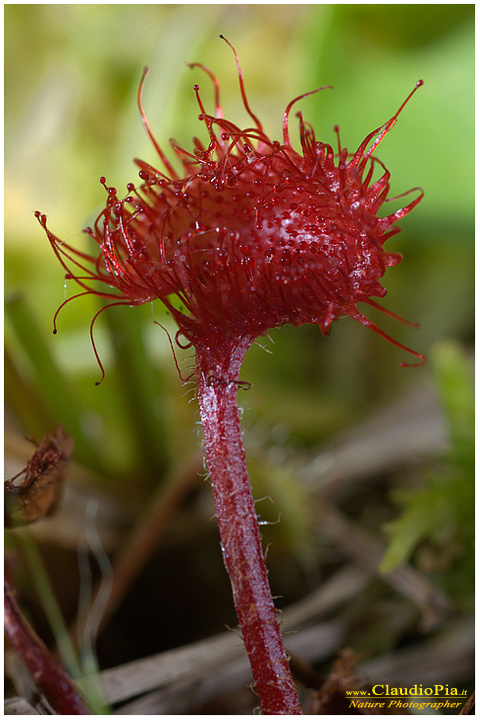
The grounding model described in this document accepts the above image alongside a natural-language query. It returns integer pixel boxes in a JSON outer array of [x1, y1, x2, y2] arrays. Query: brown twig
[[71, 452, 202, 644], [316, 503, 452, 630]]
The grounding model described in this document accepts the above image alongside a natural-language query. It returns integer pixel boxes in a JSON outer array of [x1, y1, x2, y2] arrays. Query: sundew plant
[[5, 5, 475, 717], [35, 37, 424, 714]]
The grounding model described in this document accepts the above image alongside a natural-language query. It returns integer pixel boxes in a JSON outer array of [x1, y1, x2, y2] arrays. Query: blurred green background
[[5, 3, 474, 486], [4, 4, 474, 706]]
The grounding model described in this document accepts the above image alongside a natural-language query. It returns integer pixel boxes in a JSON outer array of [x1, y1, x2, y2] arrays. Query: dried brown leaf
[[4, 426, 73, 526], [307, 648, 409, 715]]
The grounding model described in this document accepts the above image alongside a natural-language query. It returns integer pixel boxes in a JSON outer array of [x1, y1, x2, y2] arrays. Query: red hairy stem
[[4, 579, 90, 715], [196, 338, 303, 714]]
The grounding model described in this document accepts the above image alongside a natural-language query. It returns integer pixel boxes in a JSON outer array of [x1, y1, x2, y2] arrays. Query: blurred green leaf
[[434, 341, 474, 454], [103, 305, 170, 484], [380, 342, 474, 588], [5, 295, 103, 471]]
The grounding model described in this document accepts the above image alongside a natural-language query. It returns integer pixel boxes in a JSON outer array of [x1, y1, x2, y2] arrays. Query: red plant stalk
[[196, 337, 302, 713], [36, 38, 424, 714], [4, 580, 89, 715]]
